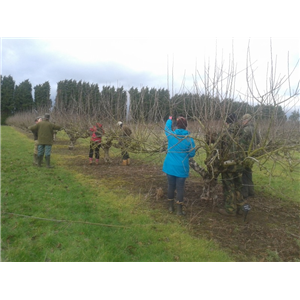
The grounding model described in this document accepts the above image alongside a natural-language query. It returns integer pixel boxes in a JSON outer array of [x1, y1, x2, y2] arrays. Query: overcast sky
[[2, 37, 299, 109]]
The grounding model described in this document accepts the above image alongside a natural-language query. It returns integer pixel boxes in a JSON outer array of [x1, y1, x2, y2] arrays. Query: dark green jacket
[[28, 120, 61, 145], [219, 123, 243, 162], [239, 123, 260, 153]]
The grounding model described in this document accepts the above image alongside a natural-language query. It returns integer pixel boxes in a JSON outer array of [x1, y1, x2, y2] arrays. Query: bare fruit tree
[[185, 41, 300, 201]]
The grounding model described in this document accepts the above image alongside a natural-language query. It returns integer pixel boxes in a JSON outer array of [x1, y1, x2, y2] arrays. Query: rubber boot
[[45, 156, 54, 168], [33, 154, 38, 165], [176, 201, 185, 216], [127, 158, 130, 165], [89, 158, 93, 165], [37, 155, 43, 167], [168, 199, 175, 213], [96, 159, 99, 165]]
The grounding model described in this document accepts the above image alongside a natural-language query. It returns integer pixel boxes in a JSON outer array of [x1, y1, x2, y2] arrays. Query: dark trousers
[[167, 174, 186, 203], [242, 167, 255, 198], [121, 150, 130, 160], [89, 142, 101, 159], [38, 144, 52, 157]]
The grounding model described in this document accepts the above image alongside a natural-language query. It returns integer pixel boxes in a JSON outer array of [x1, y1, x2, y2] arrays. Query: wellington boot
[[33, 154, 38, 165], [95, 159, 99, 165], [176, 202, 185, 216], [45, 156, 54, 168], [37, 155, 43, 167], [168, 199, 175, 213], [127, 158, 130, 165], [89, 158, 93, 165], [121, 160, 128, 166]]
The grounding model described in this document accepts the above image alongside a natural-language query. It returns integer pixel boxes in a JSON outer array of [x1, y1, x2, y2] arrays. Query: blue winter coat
[[162, 119, 196, 178]]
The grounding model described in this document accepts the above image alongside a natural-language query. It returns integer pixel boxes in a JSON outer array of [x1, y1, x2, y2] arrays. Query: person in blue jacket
[[162, 116, 196, 215]]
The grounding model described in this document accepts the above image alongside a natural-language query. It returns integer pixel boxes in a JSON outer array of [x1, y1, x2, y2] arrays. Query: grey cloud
[[1, 39, 166, 101]]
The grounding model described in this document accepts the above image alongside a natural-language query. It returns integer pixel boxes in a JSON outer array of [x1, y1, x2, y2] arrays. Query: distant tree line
[[58, 81, 292, 123], [1, 75, 294, 125]]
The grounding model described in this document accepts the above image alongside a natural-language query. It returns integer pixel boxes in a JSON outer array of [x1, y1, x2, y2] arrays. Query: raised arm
[[28, 124, 38, 131], [164, 117, 173, 137]]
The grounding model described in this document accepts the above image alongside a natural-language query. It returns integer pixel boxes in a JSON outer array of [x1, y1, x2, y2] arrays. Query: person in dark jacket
[[117, 121, 132, 166], [28, 113, 62, 168], [162, 116, 196, 215], [239, 113, 260, 200], [218, 113, 245, 216], [89, 123, 104, 165], [30, 116, 42, 165]]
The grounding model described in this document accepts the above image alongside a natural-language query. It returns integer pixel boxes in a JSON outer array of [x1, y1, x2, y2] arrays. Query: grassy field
[[1, 126, 232, 262]]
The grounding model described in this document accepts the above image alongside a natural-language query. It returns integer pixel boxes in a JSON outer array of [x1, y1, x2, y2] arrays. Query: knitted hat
[[44, 113, 50, 120], [242, 113, 252, 121]]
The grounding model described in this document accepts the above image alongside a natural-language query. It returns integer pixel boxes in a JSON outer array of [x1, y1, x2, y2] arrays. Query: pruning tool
[[242, 203, 251, 222]]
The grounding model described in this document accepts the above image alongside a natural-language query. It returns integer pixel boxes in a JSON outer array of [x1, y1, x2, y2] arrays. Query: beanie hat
[[44, 113, 50, 120], [242, 113, 252, 121]]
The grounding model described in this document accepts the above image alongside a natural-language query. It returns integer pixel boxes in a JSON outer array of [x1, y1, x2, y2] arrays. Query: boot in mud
[[168, 199, 175, 213], [176, 201, 185, 216]]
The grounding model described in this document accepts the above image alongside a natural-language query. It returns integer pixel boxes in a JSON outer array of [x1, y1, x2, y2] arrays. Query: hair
[[176, 116, 187, 129]]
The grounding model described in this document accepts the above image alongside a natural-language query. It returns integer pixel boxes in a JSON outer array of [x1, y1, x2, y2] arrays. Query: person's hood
[[174, 128, 190, 137]]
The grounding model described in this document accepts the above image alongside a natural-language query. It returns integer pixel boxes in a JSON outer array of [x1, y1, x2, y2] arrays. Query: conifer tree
[[34, 81, 52, 110], [14, 79, 33, 112], [1, 75, 15, 124]]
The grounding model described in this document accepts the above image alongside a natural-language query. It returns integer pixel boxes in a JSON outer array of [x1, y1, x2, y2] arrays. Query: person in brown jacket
[[28, 113, 62, 168]]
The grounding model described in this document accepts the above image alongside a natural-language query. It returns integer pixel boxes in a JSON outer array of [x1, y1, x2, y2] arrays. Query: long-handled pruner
[[242, 204, 251, 222]]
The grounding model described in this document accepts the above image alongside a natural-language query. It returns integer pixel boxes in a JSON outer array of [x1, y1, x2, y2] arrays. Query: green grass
[[252, 154, 300, 202], [1, 126, 231, 262]]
